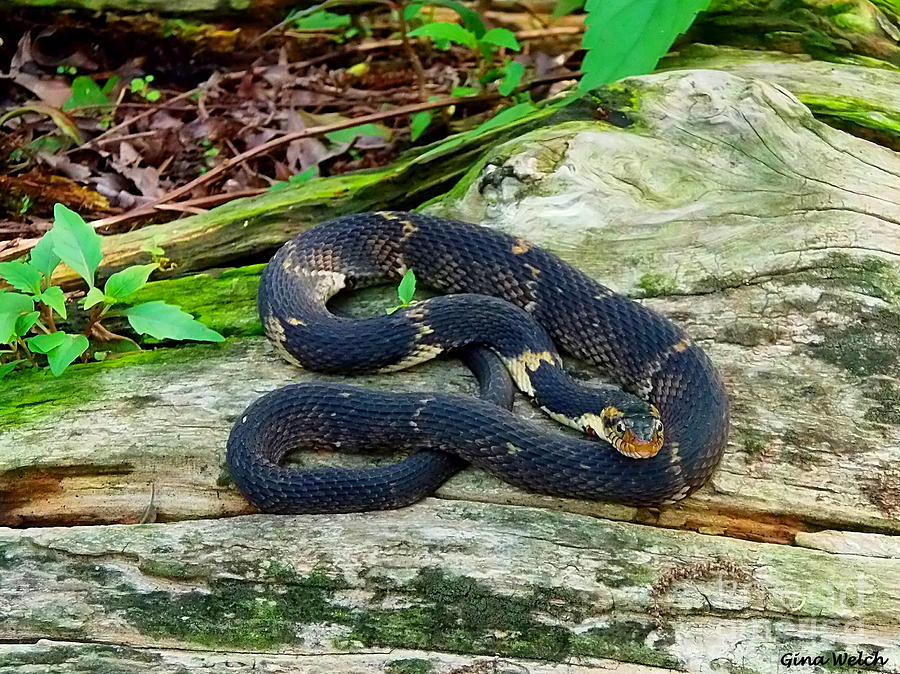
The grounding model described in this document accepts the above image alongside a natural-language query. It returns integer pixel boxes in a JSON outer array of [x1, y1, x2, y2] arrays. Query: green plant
[[579, 0, 712, 90], [405, 2, 524, 95], [268, 166, 318, 192], [63, 75, 119, 110], [385, 269, 417, 314], [0, 204, 223, 379], [129, 75, 162, 102]]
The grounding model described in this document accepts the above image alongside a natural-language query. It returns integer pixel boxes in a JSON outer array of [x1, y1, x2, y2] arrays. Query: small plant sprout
[[0, 204, 223, 380], [386, 269, 418, 314]]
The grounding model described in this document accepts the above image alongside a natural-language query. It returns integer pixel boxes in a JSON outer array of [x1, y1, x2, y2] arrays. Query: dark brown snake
[[226, 212, 730, 513]]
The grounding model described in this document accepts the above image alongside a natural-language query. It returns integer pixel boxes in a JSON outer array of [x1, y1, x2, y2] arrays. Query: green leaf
[[63, 76, 110, 110], [473, 101, 537, 134], [0, 293, 35, 344], [452, 86, 480, 97], [579, 0, 711, 91], [38, 286, 68, 319], [397, 269, 416, 304], [0, 361, 20, 380], [82, 287, 109, 310], [292, 9, 350, 30], [479, 28, 520, 51], [0, 261, 42, 294], [15, 311, 40, 337], [51, 204, 103, 287], [325, 123, 392, 144], [408, 22, 477, 48], [410, 111, 433, 141], [124, 301, 224, 343], [29, 231, 61, 279], [103, 263, 158, 302], [27, 331, 67, 354], [499, 61, 525, 95], [552, 0, 584, 19], [423, 0, 486, 36], [403, 3, 422, 20], [45, 333, 90, 376]]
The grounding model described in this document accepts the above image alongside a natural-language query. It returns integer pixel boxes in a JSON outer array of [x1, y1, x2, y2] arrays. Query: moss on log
[[0, 502, 897, 672], [698, 0, 900, 65]]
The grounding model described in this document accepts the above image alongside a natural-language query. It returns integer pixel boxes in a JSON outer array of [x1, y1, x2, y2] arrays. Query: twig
[[395, 0, 428, 101], [146, 93, 500, 207]]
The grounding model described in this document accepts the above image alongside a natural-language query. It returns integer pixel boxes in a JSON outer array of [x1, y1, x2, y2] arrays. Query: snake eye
[[615, 421, 627, 435]]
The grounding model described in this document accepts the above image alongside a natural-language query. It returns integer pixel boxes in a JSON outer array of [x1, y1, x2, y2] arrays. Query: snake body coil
[[227, 212, 729, 513]]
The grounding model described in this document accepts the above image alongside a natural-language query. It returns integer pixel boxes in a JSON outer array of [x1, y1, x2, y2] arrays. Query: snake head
[[590, 405, 664, 459]]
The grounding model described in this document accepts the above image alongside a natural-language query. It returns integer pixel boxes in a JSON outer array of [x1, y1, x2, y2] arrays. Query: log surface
[[2, 69, 899, 673]]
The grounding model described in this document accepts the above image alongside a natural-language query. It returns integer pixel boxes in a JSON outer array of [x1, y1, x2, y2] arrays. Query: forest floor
[[0, 7, 583, 247]]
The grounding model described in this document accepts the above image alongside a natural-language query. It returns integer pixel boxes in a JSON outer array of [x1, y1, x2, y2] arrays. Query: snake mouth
[[615, 436, 664, 459]]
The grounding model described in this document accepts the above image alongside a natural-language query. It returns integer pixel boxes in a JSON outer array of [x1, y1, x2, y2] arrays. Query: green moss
[[106, 562, 673, 664], [862, 379, 900, 425], [799, 94, 900, 139], [809, 309, 899, 378], [385, 659, 433, 674], [0, 339, 246, 430], [637, 273, 678, 298], [738, 428, 769, 458], [138, 559, 207, 581], [783, 253, 900, 304], [572, 622, 682, 669], [125, 264, 264, 337], [112, 568, 350, 650]]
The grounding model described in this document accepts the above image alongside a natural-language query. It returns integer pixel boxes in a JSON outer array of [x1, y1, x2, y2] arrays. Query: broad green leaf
[[0, 361, 20, 380], [0, 293, 35, 344], [27, 331, 66, 354], [124, 301, 224, 342], [39, 286, 67, 319], [51, 204, 103, 287], [499, 61, 525, 95], [325, 123, 392, 144], [46, 333, 90, 376], [29, 231, 61, 279], [424, 0, 486, 36], [0, 261, 42, 294], [479, 28, 520, 51], [103, 263, 158, 302], [552, 0, 584, 19], [452, 86, 479, 97], [397, 269, 416, 304], [410, 111, 433, 141], [15, 311, 40, 337], [82, 286, 109, 310], [403, 3, 422, 20], [408, 22, 477, 48], [579, 0, 711, 91], [63, 76, 110, 110]]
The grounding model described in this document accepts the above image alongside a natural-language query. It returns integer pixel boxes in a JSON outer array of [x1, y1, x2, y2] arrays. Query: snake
[[226, 212, 730, 513]]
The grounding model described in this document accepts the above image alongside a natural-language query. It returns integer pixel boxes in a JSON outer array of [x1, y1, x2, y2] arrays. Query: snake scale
[[226, 212, 730, 513]]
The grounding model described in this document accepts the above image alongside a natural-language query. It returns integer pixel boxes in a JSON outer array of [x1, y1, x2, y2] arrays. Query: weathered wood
[[661, 44, 900, 147], [2, 70, 898, 545], [0, 641, 655, 674], [0, 502, 897, 672]]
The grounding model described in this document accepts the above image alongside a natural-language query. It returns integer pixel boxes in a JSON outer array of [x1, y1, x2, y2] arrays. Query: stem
[[15, 339, 37, 366], [394, 0, 427, 101]]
